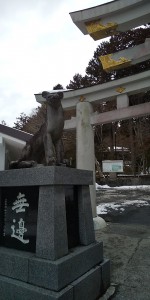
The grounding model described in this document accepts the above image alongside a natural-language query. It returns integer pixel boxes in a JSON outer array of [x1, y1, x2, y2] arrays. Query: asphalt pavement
[[96, 187, 150, 299], [97, 187, 150, 225]]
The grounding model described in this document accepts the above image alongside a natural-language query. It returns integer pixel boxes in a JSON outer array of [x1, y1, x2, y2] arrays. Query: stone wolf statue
[[10, 91, 64, 168]]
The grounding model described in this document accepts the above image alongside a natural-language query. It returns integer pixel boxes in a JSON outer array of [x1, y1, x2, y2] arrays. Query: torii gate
[[35, 70, 150, 220], [35, 0, 150, 227]]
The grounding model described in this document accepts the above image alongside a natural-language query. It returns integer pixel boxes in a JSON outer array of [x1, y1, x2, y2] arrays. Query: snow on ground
[[97, 200, 150, 215], [96, 183, 150, 215], [96, 183, 111, 189], [96, 183, 150, 190]]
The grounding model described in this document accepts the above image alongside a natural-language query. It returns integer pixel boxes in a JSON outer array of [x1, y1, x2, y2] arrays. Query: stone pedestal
[[0, 166, 110, 299]]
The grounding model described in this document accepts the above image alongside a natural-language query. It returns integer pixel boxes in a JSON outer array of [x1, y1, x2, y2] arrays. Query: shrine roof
[[0, 124, 32, 142]]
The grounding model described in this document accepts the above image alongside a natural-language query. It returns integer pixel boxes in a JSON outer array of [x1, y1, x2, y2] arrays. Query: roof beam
[[69, 0, 150, 40], [35, 70, 150, 109], [99, 39, 150, 72], [91, 102, 150, 125], [64, 102, 150, 130]]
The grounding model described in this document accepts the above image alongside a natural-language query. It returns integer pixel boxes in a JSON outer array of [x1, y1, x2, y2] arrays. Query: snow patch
[[96, 183, 150, 190], [96, 183, 110, 190], [97, 200, 150, 215], [116, 185, 150, 190]]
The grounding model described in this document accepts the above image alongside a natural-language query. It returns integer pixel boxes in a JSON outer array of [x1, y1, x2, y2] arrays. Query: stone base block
[[29, 242, 103, 291], [0, 259, 110, 300], [101, 259, 111, 294], [0, 275, 73, 300], [71, 266, 101, 300], [0, 243, 103, 292], [0, 247, 33, 282]]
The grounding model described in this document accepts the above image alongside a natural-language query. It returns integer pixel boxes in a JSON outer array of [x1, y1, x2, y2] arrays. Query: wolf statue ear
[[42, 91, 49, 99], [42, 91, 63, 100], [58, 92, 63, 99]]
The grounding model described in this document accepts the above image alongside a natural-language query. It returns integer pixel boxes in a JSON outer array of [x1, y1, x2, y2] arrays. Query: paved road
[[96, 187, 150, 299], [96, 223, 150, 300], [96, 187, 150, 225]]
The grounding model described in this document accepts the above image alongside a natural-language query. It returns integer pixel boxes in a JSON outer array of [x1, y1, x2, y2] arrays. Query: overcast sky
[[0, 0, 111, 127]]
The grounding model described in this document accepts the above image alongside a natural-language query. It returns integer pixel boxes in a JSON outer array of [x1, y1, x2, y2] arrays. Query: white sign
[[102, 160, 123, 173]]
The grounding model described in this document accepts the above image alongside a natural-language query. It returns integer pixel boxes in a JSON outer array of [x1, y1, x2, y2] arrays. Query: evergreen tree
[[13, 113, 30, 131], [53, 84, 64, 90], [1, 120, 7, 126], [66, 73, 91, 89]]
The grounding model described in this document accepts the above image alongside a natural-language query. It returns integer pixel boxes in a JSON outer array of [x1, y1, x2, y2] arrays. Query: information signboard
[[102, 160, 123, 173]]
